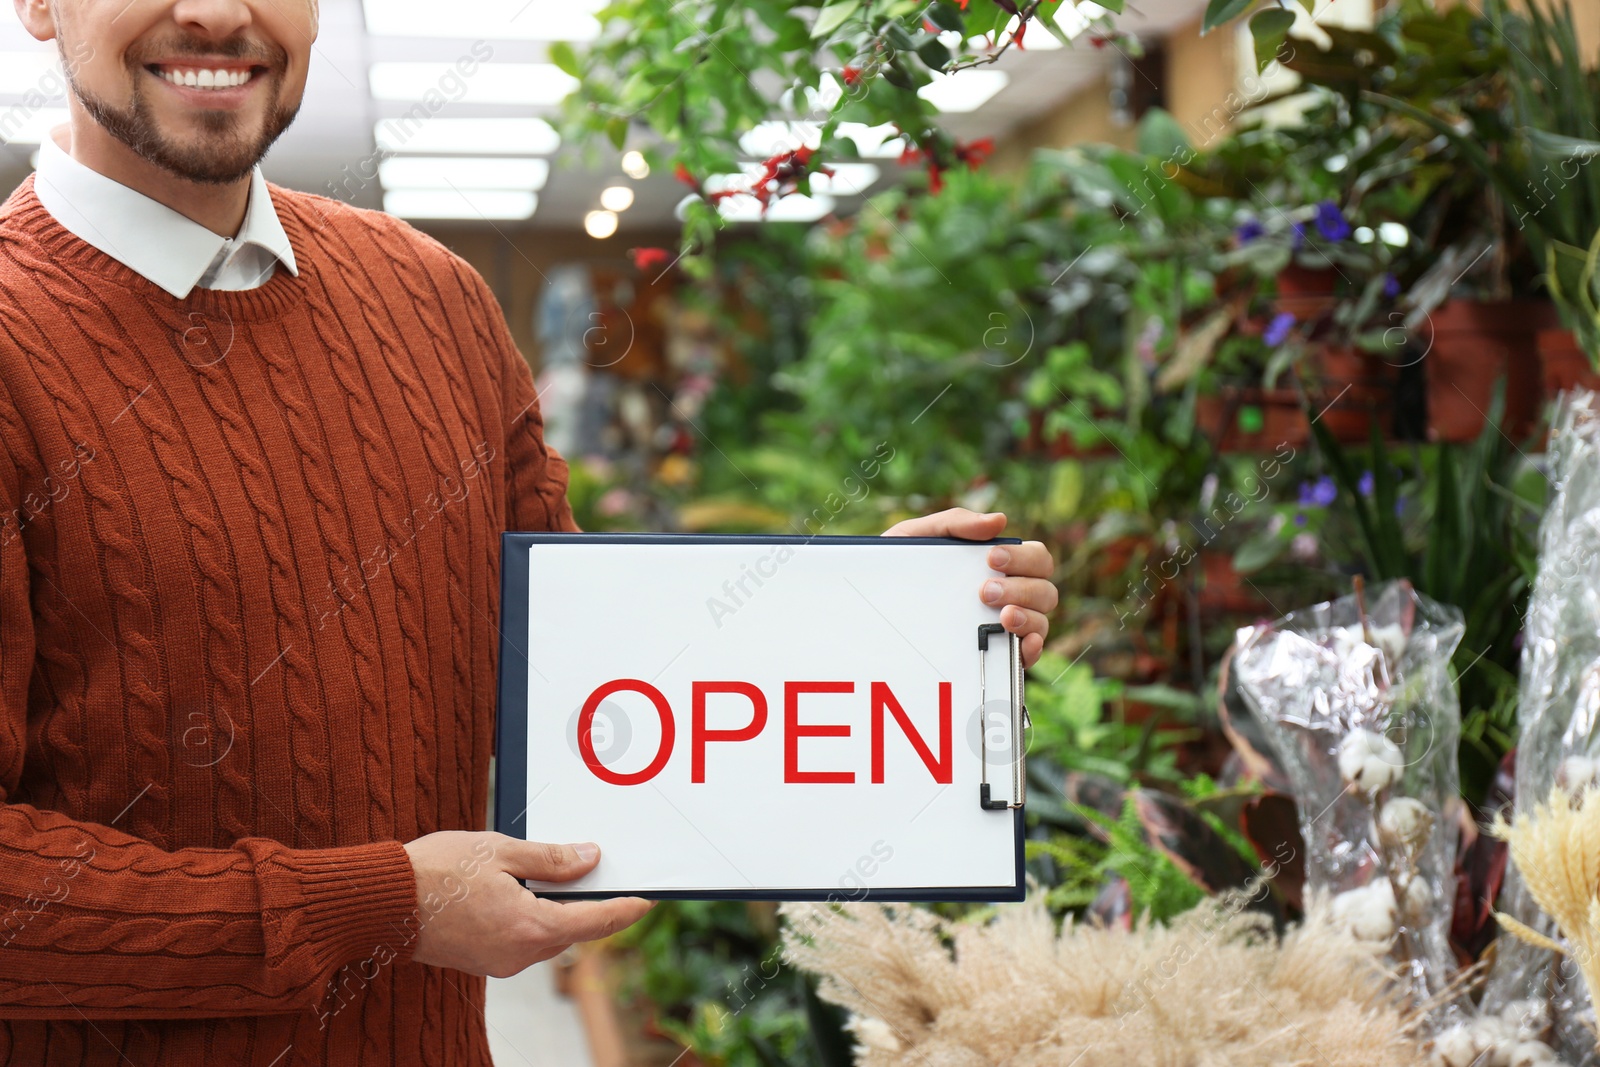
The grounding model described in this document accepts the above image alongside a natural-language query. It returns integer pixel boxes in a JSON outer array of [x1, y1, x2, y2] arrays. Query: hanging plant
[[548, 0, 1171, 269]]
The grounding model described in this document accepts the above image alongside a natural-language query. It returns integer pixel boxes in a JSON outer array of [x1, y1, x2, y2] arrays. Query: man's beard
[[65, 51, 299, 185]]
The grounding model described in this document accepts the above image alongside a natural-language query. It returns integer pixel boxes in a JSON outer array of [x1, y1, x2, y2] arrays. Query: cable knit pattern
[[0, 174, 578, 1066]]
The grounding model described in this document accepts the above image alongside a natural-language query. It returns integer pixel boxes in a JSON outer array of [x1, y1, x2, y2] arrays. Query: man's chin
[[144, 145, 264, 185], [71, 82, 296, 186], [170, 164, 260, 185]]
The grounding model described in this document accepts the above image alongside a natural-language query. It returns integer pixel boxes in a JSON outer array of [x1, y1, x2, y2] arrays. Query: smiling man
[[0, 1, 1057, 1065]]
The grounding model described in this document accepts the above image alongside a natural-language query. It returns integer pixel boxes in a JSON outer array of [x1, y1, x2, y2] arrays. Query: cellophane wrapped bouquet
[[1482, 389, 1600, 1067], [1233, 581, 1464, 1008]]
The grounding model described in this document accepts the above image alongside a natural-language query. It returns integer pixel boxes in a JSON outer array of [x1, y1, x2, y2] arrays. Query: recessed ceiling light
[[837, 122, 906, 159], [374, 118, 560, 155], [621, 151, 650, 179], [383, 188, 538, 220], [0, 52, 63, 96], [584, 209, 619, 238], [378, 156, 550, 190], [917, 69, 1009, 113], [0, 106, 68, 144], [362, 0, 604, 41], [599, 185, 634, 211], [369, 62, 578, 107]]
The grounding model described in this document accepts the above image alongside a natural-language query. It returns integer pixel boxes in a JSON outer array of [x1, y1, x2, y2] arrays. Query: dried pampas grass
[[1492, 783, 1600, 1020], [779, 894, 1428, 1067]]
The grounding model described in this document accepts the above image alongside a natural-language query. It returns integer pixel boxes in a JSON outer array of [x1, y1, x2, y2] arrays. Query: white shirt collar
[[32, 125, 298, 299]]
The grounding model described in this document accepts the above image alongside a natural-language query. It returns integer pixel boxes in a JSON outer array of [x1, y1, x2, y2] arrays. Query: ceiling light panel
[[378, 156, 550, 190], [917, 69, 1009, 113], [810, 163, 880, 196], [709, 193, 836, 224], [997, 14, 1065, 48], [368, 62, 578, 107], [374, 117, 561, 155], [837, 122, 906, 159], [362, 0, 605, 41], [738, 121, 821, 159], [383, 188, 538, 219]]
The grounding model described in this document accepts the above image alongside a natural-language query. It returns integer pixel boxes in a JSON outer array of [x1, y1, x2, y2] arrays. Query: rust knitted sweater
[[0, 173, 578, 1066]]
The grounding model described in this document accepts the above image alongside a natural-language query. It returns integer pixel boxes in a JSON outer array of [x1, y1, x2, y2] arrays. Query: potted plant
[[1351, 0, 1600, 419]]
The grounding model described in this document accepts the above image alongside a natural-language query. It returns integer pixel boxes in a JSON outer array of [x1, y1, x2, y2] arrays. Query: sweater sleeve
[[0, 477, 421, 1020]]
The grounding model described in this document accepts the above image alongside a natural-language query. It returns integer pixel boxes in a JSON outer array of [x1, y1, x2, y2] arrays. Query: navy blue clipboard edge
[[494, 531, 1027, 903]]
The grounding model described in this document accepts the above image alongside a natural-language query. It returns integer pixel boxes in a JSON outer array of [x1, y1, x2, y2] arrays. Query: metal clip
[[977, 623, 1025, 810]]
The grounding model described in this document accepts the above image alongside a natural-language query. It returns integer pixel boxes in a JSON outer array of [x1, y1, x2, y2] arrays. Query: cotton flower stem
[[1353, 575, 1393, 695], [1354, 575, 1370, 643], [1372, 789, 1425, 998]]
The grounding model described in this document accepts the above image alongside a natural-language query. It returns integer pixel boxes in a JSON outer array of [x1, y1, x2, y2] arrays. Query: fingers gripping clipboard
[[494, 533, 1027, 902]]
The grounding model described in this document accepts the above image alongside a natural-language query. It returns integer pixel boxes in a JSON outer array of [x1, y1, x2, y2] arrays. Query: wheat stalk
[[1492, 781, 1600, 1044]]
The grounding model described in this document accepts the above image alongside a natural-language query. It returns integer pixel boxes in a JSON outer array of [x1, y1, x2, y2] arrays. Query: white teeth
[[157, 67, 254, 90]]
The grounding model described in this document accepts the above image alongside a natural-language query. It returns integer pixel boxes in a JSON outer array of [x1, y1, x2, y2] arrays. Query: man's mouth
[[142, 62, 269, 90]]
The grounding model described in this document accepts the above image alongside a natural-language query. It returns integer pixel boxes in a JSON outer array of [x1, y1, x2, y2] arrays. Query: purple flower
[[1264, 311, 1296, 347], [1298, 476, 1337, 508], [1358, 470, 1374, 497], [1382, 272, 1400, 299], [1314, 201, 1352, 242], [1294, 512, 1308, 526], [1236, 219, 1265, 244], [1394, 494, 1406, 517], [1291, 222, 1307, 250]]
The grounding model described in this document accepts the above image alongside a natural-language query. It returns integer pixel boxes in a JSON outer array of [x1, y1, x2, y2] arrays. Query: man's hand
[[882, 508, 1058, 668], [403, 831, 652, 978]]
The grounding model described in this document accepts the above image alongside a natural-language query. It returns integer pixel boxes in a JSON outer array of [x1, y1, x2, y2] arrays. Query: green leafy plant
[[1024, 650, 1193, 786], [1026, 777, 1264, 922], [552, 0, 1330, 271], [609, 900, 835, 1067], [556, 0, 1135, 267]]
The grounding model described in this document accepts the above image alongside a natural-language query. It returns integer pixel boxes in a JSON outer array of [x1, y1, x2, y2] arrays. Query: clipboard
[[494, 532, 1027, 902]]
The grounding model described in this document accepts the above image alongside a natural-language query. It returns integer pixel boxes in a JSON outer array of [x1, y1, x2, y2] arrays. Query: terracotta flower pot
[[1021, 409, 1115, 460], [1196, 389, 1309, 453], [1422, 299, 1558, 443], [1312, 345, 1393, 443], [1273, 265, 1341, 321], [1198, 549, 1269, 616], [1537, 327, 1600, 399]]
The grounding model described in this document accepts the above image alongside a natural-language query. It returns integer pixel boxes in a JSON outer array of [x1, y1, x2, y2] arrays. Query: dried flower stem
[[1491, 782, 1600, 1050]]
